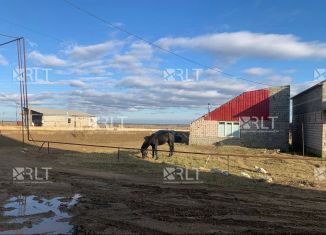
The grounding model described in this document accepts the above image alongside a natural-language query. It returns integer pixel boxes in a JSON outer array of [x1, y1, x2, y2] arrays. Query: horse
[[141, 130, 175, 160]]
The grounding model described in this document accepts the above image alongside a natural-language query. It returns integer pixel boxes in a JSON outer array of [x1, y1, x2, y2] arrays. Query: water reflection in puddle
[[0, 194, 81, 235]]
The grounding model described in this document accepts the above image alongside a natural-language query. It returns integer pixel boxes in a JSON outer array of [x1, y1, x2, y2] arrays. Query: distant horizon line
[[0, 120, 191, 125]]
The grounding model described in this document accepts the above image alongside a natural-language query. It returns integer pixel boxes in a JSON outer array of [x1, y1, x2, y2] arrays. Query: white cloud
[[28, 51, 66, 67], [69, 60, 110, 76], [65, 40, 123, 60], [0, 92, 19, 103], [129, 42, 153, 60], [115, 72, 256, 109], [25, 73, 256, 116], [267, 75, 293, 85], [68, 80, 88, 88], [157, 31, 326, 60], [118, 74, 254, 94], [244, 67, 272, 76], [31, 78, 91, 89], [0, 54, 8, 66], [108, 41, 157, 75], [243, 67, 295, 86], [44, 40, 155, 76]]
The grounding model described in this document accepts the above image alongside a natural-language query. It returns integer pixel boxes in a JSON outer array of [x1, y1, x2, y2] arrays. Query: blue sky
[[0, 0, 326, 123]]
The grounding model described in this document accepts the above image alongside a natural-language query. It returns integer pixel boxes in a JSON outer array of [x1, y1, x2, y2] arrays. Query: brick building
[[189, 86, 290, 151], [292, 81, 326, 157]]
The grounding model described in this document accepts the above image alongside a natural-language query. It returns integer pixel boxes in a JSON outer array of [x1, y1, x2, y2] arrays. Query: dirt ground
[[1, 130, 326, 234]]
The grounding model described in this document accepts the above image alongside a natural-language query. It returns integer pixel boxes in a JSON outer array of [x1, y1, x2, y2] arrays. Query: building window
[[68, 118, 71, 124], [218, 122, 240, 138]]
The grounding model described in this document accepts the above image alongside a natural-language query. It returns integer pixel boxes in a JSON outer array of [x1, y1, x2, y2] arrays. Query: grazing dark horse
[[141, 130, 175, 160]]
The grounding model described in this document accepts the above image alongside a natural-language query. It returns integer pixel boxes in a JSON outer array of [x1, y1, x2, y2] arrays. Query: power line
[[0, 37, 23, 47], [63, 0, 271, 86], [0, 32, 20, 39], [0, 17, 64, 43]]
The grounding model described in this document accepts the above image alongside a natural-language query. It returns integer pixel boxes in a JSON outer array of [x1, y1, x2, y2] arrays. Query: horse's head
[[140, 136, 152, 158], [141, 138, 150, 158], [141, 148, 148, 158]]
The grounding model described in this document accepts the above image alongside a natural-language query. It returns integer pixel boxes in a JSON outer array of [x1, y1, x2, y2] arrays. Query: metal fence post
[[117, 148, 120, 162], [47, 142, 50, 154]]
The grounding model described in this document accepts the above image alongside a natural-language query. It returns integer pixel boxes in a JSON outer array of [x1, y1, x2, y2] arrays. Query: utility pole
[[16, 103, 18, 123], [208, 103, 211, 120]]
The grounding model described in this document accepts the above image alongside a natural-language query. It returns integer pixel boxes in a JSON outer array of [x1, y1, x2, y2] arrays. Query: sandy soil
[[1, 130, 326, 234]]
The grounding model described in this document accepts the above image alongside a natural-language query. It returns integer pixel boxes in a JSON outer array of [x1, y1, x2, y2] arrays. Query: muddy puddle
[[0, 194, 81, 235]]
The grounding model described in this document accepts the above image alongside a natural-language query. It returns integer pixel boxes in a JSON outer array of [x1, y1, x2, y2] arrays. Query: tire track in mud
[[61, 172, 326, 234]]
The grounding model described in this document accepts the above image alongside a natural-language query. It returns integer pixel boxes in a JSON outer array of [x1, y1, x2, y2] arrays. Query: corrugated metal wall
[[204, 89, 269, 121]]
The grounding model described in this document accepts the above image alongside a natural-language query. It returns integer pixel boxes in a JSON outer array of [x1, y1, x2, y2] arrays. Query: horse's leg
[[170, 142, 174, 157], [154, 140, 158, 160], [151, 144, 155, 158], [168, 135, 174, 157], [168, 142, 172, 157]]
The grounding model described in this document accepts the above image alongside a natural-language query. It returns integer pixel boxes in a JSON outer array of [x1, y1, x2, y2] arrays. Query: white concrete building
[[27, 107, 97, 128]]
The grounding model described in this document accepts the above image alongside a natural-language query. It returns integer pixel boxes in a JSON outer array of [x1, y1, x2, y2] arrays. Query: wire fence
[[26, 137, 326, 186], [31, 138, 326, 162]]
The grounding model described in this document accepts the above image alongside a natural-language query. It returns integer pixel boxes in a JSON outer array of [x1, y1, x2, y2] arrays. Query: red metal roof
[[204, 89, 269, 121]]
